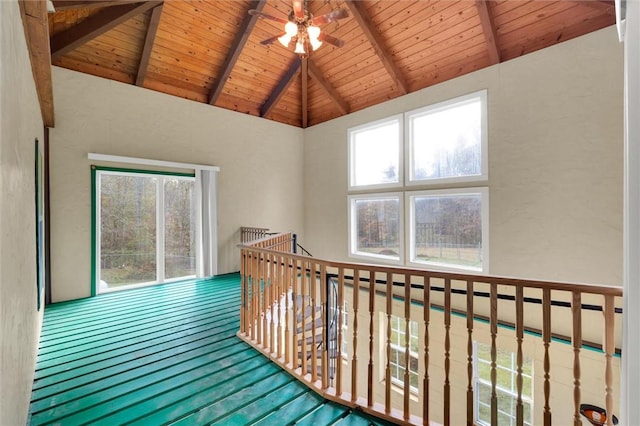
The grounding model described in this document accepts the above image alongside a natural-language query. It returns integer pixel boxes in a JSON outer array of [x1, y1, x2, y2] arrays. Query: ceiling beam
[[261, 58, 300, 118], [51, 0, 146, 10], [301, 57, 308, 128], [18, 0, 55, 127], [50, 1, 161, 61], [476, 0, 501, 65], [345, 0, 408, 95], [208, 0, 266, 105], [136, 3, 163, 86], [307, 60, 349, 115]]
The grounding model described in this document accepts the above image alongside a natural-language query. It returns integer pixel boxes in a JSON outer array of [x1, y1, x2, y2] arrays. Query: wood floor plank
[[137, 370, 298, 426], [335, 412, 379, 425], [42, 279, 239, 322], [33, 320, 238, 390], [41, 295, 238, 348], [38, 298, 239, 352], [247, 392, 326, 426], [35, 315, 239, 376], [40, 288, 238, 340], [199, 379, 311, 425], [32, 336, 244, 400], [31, 344, 259, 422], [35, 312, 240, 375], [295, 402, 351, 425]]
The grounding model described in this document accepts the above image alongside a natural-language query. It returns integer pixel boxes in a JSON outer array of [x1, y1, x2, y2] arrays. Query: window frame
[[92, 167, 196, 295], [405, 90, 488, 186], [348, 192, 404, 265], [348, 114, 404, 191], [474, 341, 534, 426], [406, 187, 489, 273], [387, 314, 420, 395]]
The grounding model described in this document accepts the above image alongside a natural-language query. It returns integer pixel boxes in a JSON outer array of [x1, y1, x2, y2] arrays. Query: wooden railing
[[240, 226, 271, 243], [237, 233, 623, 426]]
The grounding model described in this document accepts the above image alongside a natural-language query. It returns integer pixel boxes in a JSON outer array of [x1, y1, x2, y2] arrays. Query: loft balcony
[[28, 229, 622, 426], [237, 231, 623, 426]]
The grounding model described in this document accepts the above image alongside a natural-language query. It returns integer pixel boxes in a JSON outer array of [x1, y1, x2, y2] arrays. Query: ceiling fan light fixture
[[294, 40, 306, 54], [307, 25, 320, 39], [284, 21, 298, 36], [309, 37, 322, 51], [278, 34, 292, 47]]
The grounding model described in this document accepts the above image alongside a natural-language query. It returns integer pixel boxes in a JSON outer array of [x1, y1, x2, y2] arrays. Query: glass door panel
[[164, 178, 196, 279], [100, 174, 157, 288]]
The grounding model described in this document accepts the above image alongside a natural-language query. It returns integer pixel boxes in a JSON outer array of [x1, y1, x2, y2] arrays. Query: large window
[[475, 342, 533, 426], [407, 91, 487, 184], [348, 194, 402, 263], [95, 169, 196, 293], [348, 90, 488, 272], [349, 115, 402, 190], [388, 315, 419, 393], [408, 188, 488, 271]]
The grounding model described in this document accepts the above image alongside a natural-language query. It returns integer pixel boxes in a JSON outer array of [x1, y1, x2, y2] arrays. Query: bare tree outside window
[[412, 193, 483, 269], [353, 197, 400, 259], [100, 174, 157, 285], [98, 171, 196, 290]]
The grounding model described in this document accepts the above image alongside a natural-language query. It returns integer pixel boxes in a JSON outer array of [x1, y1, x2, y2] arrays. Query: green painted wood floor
[[29, 273, 394, 426]]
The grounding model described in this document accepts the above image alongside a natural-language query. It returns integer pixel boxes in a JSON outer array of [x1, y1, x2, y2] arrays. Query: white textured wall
[[304, 26, 624, 286], [50, 67, 304, 302], [0, 1, 45, 424]]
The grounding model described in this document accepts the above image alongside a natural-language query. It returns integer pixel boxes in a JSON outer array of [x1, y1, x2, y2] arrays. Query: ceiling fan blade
[[292, 0, 305, 19], [248, 9, 288, 24], [309, 9, 349, 26], [260, 33, 287, 45], [318, 32, 344, 48]]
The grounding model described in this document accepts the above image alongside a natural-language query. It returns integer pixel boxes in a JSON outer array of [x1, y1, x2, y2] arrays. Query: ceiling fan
[[249, 0, 348, 56]]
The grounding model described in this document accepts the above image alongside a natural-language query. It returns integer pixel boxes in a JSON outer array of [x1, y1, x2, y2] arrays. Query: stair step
[[296, 317, 323, 334], [295, 305, 322, 324]]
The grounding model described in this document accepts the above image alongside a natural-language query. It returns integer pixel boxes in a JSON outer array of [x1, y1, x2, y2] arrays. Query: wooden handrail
[[237, 233, 623, 426]]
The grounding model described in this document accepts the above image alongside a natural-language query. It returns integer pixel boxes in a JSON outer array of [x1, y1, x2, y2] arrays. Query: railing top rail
[[238, 231, 294, 248], [239, 244, 622, 297]]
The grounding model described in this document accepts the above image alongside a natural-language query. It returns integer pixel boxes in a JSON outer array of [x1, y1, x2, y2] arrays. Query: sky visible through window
[[352, 119, 400, 187]]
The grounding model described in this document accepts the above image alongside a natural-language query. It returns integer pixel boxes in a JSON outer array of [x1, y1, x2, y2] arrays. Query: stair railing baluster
[[321, 264, 329, 390], [337, 267, 345, 397]]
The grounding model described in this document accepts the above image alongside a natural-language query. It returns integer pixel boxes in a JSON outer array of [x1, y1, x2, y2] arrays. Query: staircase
[[294, 276, 339, 384]]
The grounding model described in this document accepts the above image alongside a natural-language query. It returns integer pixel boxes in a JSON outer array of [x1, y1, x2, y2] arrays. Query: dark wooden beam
[[51, 0, 146, 10], [19, 0, 55, 127], [209, 0, 266, 105], [476, 0, 501, 65], [136, 3, 163, 86], [345, 0, 408, 95], [261, 58, 300, 118], [50, 1, 161, 61], [307, 60, 349, 115], [301, 57, 308, 128]]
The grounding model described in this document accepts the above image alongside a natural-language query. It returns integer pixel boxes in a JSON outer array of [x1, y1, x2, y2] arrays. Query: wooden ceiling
[[46, 0, 615, 128]]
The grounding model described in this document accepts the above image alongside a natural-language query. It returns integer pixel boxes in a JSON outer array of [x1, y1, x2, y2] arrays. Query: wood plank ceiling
[[47, 0, 615, 128]]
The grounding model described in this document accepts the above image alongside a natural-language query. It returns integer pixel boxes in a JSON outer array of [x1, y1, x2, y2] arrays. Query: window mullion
[[157, 176, 165, 283]]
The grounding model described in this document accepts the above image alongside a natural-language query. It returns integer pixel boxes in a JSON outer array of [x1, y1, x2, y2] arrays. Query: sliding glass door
[[95, 169, 195, 293]]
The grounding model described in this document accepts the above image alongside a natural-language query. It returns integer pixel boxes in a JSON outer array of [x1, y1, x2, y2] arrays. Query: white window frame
[[474, 341, 534, 426], [348, 193, 404, 265], [388, 314, 419, 394], [406, 187, 489, 273], [348, 114, 403, 191], [405, 90, 488, 186]]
